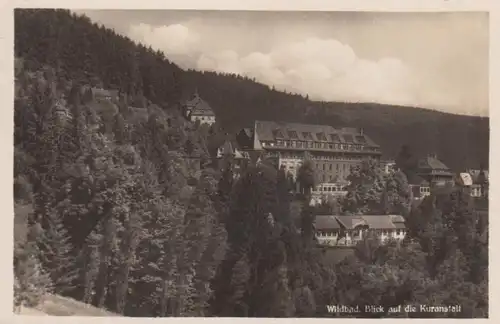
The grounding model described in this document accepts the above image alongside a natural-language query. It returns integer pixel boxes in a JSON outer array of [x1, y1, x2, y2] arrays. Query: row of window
[[278, 153, 370, 161], [316, 229, 406, 237], [316, 162, 351, 172], [273, 130, 368, 145], [316, 186, 347, 192], [263, 140, 373, 152]]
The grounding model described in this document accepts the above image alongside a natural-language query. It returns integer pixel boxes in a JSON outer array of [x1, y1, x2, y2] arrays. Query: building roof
[[315, 214, 405, 231], [254, 120, 380, 148], [408, 174, 430, 186], [91, 87, 119, 99], [361, 215, 397, 229], [314, 215, 341, 230], [417, 155, 451, 171], [184, 93, 215, 117], [218, 139, 249, 159], [335, 216, 367, 229], [389, 215, 405, 223]]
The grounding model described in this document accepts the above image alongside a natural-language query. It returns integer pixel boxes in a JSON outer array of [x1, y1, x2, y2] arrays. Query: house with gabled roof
[[314, 214, 407, 247], [182, 91, 216, 126], [216, 139, 251, 179], [415, 153, 454, 187]]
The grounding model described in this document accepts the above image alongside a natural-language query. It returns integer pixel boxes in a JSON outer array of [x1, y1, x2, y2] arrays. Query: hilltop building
[[315, 214, 407, 247], [235, 120, 382, 185], [181, 91, 216, 126]]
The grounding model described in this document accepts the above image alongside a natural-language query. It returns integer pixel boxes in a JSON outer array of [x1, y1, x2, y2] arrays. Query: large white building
[[314, 214, 407, 247], [235, 120, 382, 201]]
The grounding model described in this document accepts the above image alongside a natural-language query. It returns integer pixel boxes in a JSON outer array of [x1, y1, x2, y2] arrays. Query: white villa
[[314, 214, 407, 247]]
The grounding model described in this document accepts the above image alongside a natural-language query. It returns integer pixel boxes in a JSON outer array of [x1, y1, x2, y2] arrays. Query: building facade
[[380, 160, 396, 175], [315, 214, 407, 247], [236, 121, 382, 185]]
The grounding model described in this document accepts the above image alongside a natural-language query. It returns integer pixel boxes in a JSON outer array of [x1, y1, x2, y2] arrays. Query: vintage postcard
[[6, 0, 493, 321]]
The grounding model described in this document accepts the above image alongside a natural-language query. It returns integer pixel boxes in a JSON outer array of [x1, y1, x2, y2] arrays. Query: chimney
[[359, 128, 364, 135], [428, 152, 437, 159]]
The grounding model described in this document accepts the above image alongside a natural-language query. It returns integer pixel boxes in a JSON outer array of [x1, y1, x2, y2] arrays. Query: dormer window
[[302, 132, 313, 140], [355, 135, 367, 143], [273, 129, 284, 139], [330, 134, 341, 142], [288, 130, 298, 139], [316, 132, 327, 141], [343, 134, 354, 143]]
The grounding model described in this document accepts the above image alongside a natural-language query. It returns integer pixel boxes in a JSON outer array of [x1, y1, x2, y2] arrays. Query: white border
[[0, 0, 496, 323]]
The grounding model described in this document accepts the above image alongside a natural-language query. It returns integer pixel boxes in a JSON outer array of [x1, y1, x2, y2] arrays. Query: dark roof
[[315, 216, 341, 230], [417, 155, 451, 171], [335, 216, 367, 229], [254, 120, 379, 147], [218, 139, 248, 159], [361, 215, 397, 229], [184, 93, 215, 117], [316, 214, 406, 230], [408, 174, 429, 186]]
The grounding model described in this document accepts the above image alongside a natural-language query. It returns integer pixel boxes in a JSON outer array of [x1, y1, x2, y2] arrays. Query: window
[[322, 164, 326, 170], [343, 134, 354, 143], [273, 129, 284, 138], [302, 132, 313, 140], [288, 130, 298, 139], [329, 164, 333, 171], [330, 134, 341, 142], [355, 135, 367, 143], [316, 132, 327, 141]]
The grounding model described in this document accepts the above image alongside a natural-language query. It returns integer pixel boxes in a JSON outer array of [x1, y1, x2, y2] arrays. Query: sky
[[76, 10, 489, 116]]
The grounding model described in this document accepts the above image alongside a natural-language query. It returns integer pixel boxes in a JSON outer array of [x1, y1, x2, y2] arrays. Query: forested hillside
[[15, 9, 489, 171], [13, 9, 488, 318]]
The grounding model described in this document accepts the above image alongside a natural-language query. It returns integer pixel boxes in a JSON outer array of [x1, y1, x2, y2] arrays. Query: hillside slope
[[14, 9, 489, 171]]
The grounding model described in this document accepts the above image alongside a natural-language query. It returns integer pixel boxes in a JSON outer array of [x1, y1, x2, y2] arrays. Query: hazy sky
[[76, 10, 489, 116]]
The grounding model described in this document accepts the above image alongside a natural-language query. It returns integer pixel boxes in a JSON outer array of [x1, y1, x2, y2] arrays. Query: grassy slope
[[17, 294, 119, 316], [14, 204, 119, 317]]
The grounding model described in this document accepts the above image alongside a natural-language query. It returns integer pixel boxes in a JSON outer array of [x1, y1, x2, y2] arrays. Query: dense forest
[[14, 9, 488, 318]]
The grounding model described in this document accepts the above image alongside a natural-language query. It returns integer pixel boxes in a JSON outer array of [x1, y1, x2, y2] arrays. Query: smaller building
[[216, 139, 251, 179], [460, 169, 489, 198], [182, 91, 216, 126], [315, 214, 407, 247], [416, 153, 454, 187], [380, 160, 396, 175], [408, 175, 431, 201]]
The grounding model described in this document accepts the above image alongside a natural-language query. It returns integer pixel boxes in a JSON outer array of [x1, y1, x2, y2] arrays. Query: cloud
[[127, 22, 438, 109]]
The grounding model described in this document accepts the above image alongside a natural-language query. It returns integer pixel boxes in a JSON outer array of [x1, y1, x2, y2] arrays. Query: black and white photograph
[[12, 6, 489, 319]]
